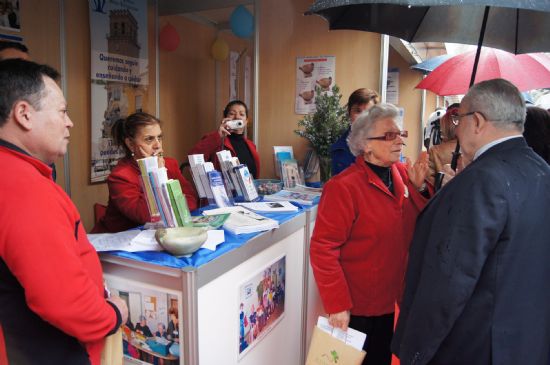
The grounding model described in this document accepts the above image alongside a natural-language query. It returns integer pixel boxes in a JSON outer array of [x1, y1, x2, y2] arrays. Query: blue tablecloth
[[103, 205, 307, 270]]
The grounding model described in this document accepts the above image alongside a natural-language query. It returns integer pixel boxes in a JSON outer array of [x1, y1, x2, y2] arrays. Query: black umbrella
[[306, 0, 550, 185], [306, 1, 550, 55]]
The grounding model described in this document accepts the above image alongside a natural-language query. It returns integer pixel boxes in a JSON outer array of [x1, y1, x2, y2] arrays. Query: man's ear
[[12, 101, 33, 131], [473, 111, 486, 133]]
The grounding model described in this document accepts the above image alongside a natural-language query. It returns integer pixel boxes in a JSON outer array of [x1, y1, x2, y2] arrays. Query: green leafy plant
[[295, 85, 349, 159], [295, 85, 349, 182]]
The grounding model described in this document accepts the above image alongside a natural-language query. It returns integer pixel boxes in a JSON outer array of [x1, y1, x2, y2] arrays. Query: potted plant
[[295, 85, 349, 182]]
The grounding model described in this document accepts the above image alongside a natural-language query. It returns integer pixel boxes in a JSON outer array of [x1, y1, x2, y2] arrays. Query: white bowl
[[155, 227, 208, 256]]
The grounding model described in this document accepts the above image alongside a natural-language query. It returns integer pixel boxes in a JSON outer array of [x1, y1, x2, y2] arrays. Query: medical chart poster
[[238, 255, 286, 359], [89, 0, 149, 183], [295, 56, 335, 115]]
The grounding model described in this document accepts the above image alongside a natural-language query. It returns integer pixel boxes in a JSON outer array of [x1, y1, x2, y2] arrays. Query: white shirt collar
[[473, 135, 522, 160]]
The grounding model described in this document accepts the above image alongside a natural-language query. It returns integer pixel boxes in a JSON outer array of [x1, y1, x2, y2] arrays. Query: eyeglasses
[[451, 111, 477, 126], [367, 130, 408, 141]]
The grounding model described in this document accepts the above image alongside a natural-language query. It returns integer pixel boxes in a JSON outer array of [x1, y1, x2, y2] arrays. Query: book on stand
[[233, 164, 259, 202], [136, 157, 161, 221], [149, 169, 173, 227], [273, 146, 294, 178], [216, 150, 237, 195], [188, 154, 208, 198], [281, 158, 303, 188], [197, 162, 215, 202], [207, 170, 233, 208], [166, 179, 192, 226], [203, 206, 279, 235]]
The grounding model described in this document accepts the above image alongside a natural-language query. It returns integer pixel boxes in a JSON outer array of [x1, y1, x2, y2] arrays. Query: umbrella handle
[[435, 141, 461, 192], [450, 141, 461, 171]]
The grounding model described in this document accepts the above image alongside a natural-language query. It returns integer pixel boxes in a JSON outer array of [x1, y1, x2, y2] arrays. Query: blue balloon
[[230, 5, 254, 38]]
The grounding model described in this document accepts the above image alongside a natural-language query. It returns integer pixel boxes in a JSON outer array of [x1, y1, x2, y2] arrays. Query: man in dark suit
[[391, 78, 550, 365]]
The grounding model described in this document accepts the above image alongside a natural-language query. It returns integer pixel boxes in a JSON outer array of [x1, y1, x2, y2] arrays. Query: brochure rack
[[100, 206, 322, 365]]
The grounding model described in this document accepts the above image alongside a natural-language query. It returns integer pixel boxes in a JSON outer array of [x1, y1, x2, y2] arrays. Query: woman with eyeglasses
[[189, 100, 260, 178], [331, 88, 380, 175], [310, 103, 429, 365], [92, 112, 198, 233]]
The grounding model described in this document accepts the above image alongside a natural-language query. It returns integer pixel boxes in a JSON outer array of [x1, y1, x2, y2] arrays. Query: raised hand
[[406, 151, 429, 189]]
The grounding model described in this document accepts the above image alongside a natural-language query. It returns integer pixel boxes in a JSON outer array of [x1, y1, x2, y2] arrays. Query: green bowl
[[155, 227, 208, 256]]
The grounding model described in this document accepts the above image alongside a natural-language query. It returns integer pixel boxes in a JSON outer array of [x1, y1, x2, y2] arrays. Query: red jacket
[[310, 156, 427, 317], [0, 143, 119, 365], [93, 156, 198, 233], [189, 131, 261, 178]]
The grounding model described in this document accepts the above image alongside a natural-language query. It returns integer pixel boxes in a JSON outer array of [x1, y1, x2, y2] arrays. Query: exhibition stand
[[100, 205, 322, 365]]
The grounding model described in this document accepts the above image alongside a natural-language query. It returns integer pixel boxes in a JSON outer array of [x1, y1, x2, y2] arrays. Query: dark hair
[[169, 307, 178, 318], [111, 112, 161, 157], [0, 59, 59, 127], [223, 100, 248, 118], [347, 88, 379, 115], [524, 106, 550, 164], [0, 41, 28, 60], [447, 103, 460, 110]]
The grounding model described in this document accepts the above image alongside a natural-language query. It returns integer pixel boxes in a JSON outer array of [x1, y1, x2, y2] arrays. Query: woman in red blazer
[[310, 104, 429, 365], [189, 100, 260, 178], [92, 112, 198, 233]]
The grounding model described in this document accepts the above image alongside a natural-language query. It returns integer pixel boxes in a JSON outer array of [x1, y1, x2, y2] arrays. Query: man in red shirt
[[0, 59, 128, 364]]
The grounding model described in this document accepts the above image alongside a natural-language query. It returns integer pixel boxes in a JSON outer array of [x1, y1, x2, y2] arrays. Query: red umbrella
[[416, 48, 550, 96]]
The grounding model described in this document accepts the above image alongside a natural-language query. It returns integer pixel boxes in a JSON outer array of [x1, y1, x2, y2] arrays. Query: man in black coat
[[392, 78, 550, 365]]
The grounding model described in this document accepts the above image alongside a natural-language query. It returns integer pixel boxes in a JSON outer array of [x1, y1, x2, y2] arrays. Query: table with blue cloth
[[103, 205, 306, 269], [100, 203, 318, 365]]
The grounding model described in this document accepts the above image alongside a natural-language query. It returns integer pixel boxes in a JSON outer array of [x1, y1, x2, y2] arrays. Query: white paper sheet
[[316, 316, 367, 352], [87, 229, 162, 252]]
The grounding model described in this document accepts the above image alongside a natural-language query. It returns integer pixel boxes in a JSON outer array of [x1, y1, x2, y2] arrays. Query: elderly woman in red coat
[[310, 103, 429, 365], [92, 112, 198, 233]]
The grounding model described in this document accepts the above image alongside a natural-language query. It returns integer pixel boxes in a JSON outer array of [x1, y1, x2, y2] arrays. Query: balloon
[[159, 24, 180, 52], [230, 5, 254, 38], [211, 37, 229, 61]]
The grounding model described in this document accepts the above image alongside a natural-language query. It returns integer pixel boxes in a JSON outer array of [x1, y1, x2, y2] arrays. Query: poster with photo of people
[[104, 274, 182, 365], [238, 255, 286, 358]]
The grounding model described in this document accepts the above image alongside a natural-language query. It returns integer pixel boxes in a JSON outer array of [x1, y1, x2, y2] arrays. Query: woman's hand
[[218, 118, 233, 138], [153, 151, 165, 168], [407, 151, 429, 189], [328, 310, 350, 331], [135, 145, 165, 168]]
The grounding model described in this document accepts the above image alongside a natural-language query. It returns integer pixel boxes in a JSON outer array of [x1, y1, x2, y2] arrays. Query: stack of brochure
[[137, 156, 192, 227], [203, 206, 279, 235]]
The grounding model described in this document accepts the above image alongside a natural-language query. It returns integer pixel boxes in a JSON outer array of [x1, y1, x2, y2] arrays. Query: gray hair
[[462, 78, 526, 132], [347, 103, 399, 156]]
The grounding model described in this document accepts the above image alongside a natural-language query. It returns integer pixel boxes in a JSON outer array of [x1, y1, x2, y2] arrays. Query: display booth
[[100, 206, 321, 365]]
